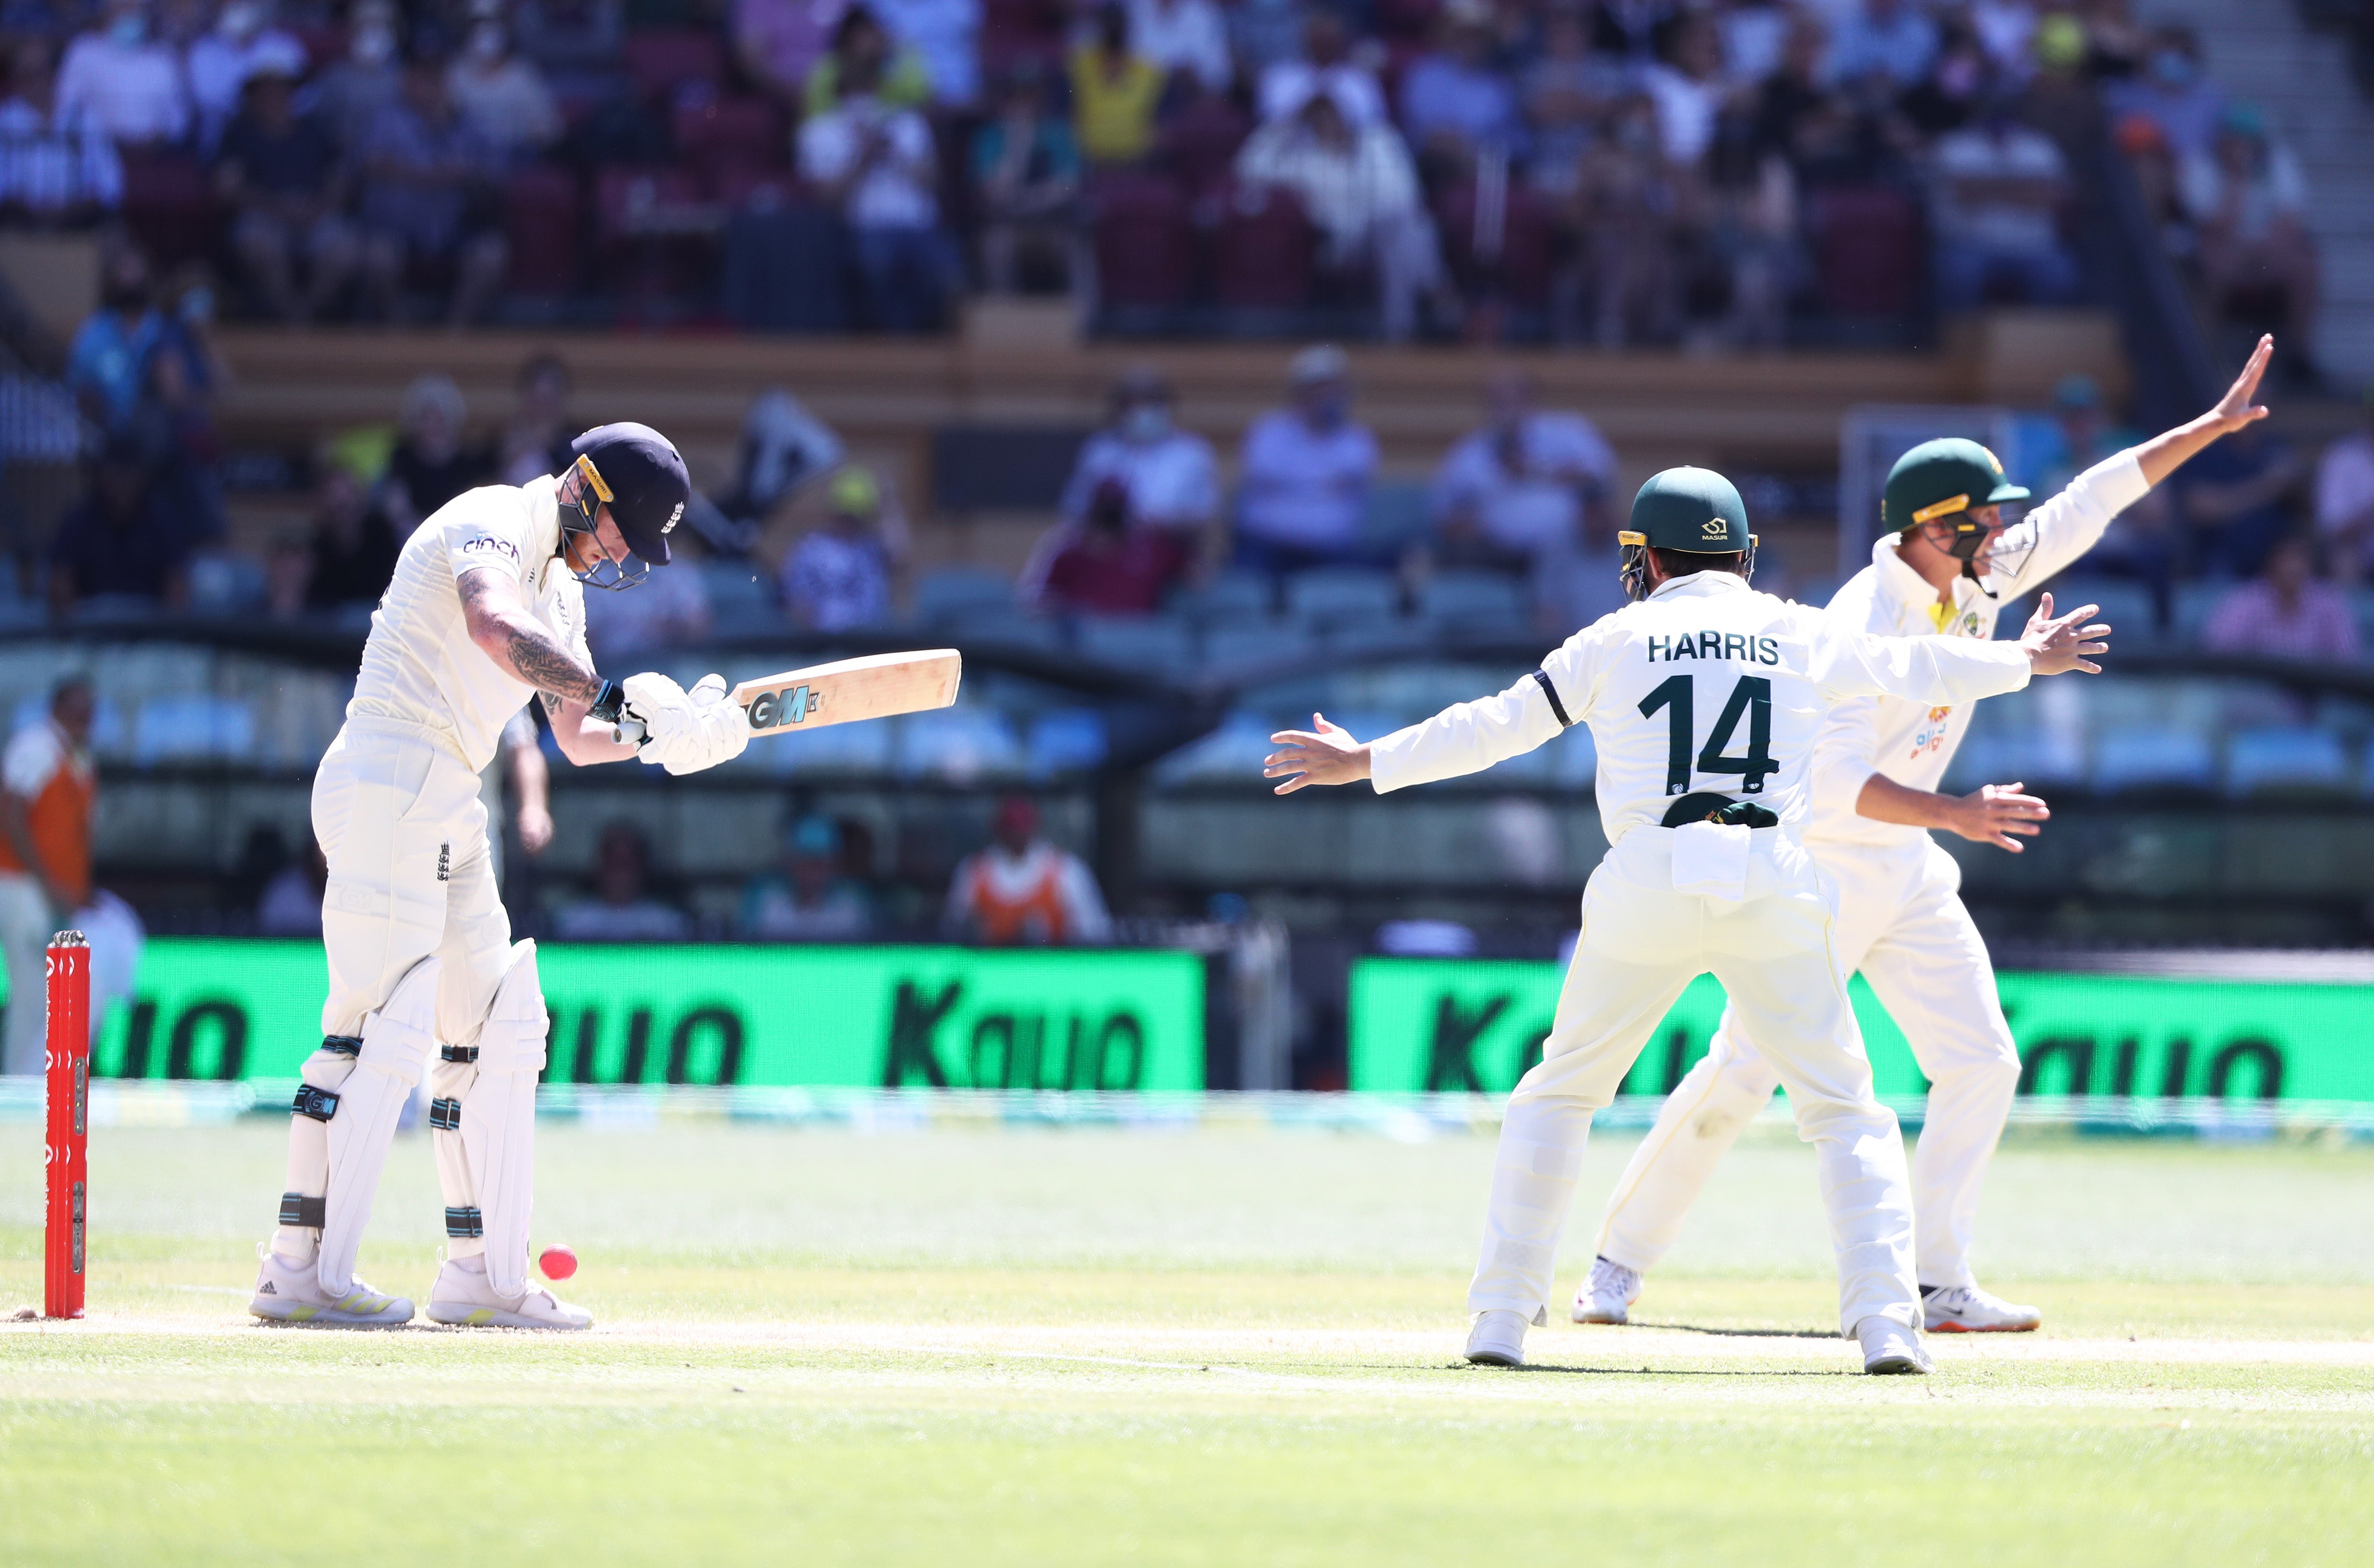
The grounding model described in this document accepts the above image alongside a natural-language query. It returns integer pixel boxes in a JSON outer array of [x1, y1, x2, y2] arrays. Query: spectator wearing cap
[[2103, 26, 2224, 159], [1058, 367, 1221, 560], [797, 28, 952, 332], [49, 435, 192, 617], [1029, 477, 1191, 615], [186, 0, 309, 150], [1235, 91, 1446, 342], [1233, 345, 1379, 574], [446, 5, 563, 161], [1930, 94, 2078, 308], [741, 815, 874, 939], [1128, 0, 1231, 97], [217, 64, 357, 325], [1430, 370, 1617, 580], [943, 796, 1111, 946], [1827, 0, 1938, 90], [301, 0, 405, 153], [1070, 3, 1163, 167], [780, 465, 910, 631], [54, 0, 191, 151], [1257, 9, 1385, 128], [1399, 0, 1529, 167], [356, 53, 511, 326], [971, 62, 1082, 295], [0, 35, 123, 220], [378, 373, 495, 533], [0, 677, 96, 1075], [2314, 392, 2374, 583], [2180, 105, 2318, 362], [2203, 534, 2359, 663]]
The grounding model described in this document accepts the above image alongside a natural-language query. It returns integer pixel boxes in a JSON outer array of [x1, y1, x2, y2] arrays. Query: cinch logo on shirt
[[1646, 632, 1782, 665], [457, 535, 521, 563]]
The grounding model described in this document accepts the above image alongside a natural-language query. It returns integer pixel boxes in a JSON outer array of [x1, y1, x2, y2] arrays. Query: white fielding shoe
[[248, 1247, 414, 1327], [1854, 1315, 1934, 1375], [424, 1258, 593, 1330], [1573, 1256, 1642, 1325], [1922, 1283, 2042, 1333], [1465, 1309, 1531, 1367]]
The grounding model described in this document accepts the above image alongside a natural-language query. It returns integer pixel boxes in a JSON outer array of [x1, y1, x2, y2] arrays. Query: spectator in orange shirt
[[942, 796, 1112, 945], [0, 677, 96, 1075]]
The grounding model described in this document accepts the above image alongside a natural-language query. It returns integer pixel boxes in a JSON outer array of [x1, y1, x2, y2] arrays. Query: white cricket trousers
[[1469, 827, 1921, 1336], [1596, 837, 2018, 1290], [0, 871, 52, 1076], [314, 721, 514, 1045]]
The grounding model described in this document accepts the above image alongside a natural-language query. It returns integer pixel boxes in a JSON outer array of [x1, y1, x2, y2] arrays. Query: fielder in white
[[1578, 338, 2278, 1337], [249, 423, 750, 1329], [1265, 467, 2111, 1373]]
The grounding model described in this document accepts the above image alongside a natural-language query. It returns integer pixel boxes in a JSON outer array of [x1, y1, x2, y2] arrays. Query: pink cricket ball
[[538, 1244, 578, 1282]]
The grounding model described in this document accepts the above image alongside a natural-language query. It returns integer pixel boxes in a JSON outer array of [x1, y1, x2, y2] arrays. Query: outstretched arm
[[456, 567, 638, 765], [2132, 334, 2274, 489], [1856, 774, 2050, 853]]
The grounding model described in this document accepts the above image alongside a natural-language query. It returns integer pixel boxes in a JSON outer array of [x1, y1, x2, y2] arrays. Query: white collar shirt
[[1368, 570, 2033, 847], [349, 474, 587, 770]]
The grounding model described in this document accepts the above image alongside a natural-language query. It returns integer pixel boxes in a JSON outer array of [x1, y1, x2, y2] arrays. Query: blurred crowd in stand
[[0, 0, 2210, 342]]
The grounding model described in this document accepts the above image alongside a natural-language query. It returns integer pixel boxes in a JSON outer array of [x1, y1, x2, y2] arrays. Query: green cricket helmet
[[1619, 466, 1757, 601], [1882, 438, 2032, 589]]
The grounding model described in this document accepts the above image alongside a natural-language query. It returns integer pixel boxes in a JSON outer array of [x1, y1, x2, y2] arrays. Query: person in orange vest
[[0, 677, 97, 1076], [942, 795, 1111, 946]]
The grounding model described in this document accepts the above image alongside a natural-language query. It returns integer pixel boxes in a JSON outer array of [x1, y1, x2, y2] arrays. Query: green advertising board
[[1350, 957, 2374, 1103], [28, 940, 1206, 1091]]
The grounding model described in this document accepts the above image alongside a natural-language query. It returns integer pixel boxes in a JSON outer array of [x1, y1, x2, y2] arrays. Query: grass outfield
[[2, 1120, 2371, 1567]]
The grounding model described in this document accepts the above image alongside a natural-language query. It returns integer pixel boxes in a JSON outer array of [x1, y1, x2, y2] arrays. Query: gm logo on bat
[[745, 685, 818, 729]]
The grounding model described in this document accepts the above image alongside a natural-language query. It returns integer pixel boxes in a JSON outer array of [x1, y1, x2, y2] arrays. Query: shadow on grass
[[1451, 1361, 1849, 1378]]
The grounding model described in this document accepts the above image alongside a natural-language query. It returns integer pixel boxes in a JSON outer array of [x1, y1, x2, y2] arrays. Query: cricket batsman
[[1265, 467, 2111, 1373], [1576, 338, 2277, 1337], [249, 423, 749, 1329]]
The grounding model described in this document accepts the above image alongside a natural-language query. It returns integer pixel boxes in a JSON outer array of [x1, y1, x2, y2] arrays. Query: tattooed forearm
[[504, 624, 603, 706], [456, 565, 601, 706]]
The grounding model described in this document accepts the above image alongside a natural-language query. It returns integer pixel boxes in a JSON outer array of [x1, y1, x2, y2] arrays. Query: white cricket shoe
[[1854, 1315, 1934, 1375], [1573, 1256, 1642, 1325], [424, 1257, 593, 1330], [1465, 1309, 1531, 1367], [248, 1246, 413, 1327], [1922, 1283, 2041, 1333]]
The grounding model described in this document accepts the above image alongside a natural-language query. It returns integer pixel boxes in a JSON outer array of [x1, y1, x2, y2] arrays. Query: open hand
[[1946, 781, 2050, 852], [2204, 333, 2274, 436], [2020, 591, 2111, 676], [1263, 712, 1370, 794]]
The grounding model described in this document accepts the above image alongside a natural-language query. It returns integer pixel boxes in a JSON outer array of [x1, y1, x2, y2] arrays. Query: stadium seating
[[1285, 568, 1400, 625], [916, 567, 1019, 625], [1091, 175, 1196, 317], [1025, 708, 1111, 779], [1418, 571, 1528, 630], [1211, 183, 1316, 313], [2092, 725, 2218, 795], [1200, 619, 1317, 677], [699, 562, 782, 636], [2045, 577, 2158, 647], [899, 707, 1027, 782], [2224, 726, 2353, 798], [1076, 614, 1196, 676]]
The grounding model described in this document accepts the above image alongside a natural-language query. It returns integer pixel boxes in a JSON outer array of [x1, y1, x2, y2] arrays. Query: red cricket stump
[[43, 930, 90, 1320]]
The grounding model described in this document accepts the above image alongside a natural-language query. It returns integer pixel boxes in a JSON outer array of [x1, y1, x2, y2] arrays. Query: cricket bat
[[613, 649, 962, 746]]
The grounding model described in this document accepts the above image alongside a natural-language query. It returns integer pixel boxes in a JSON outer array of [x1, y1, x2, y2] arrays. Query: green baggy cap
[[1624, 466, 1751, 552], [1883, 438, 2029, 530]]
